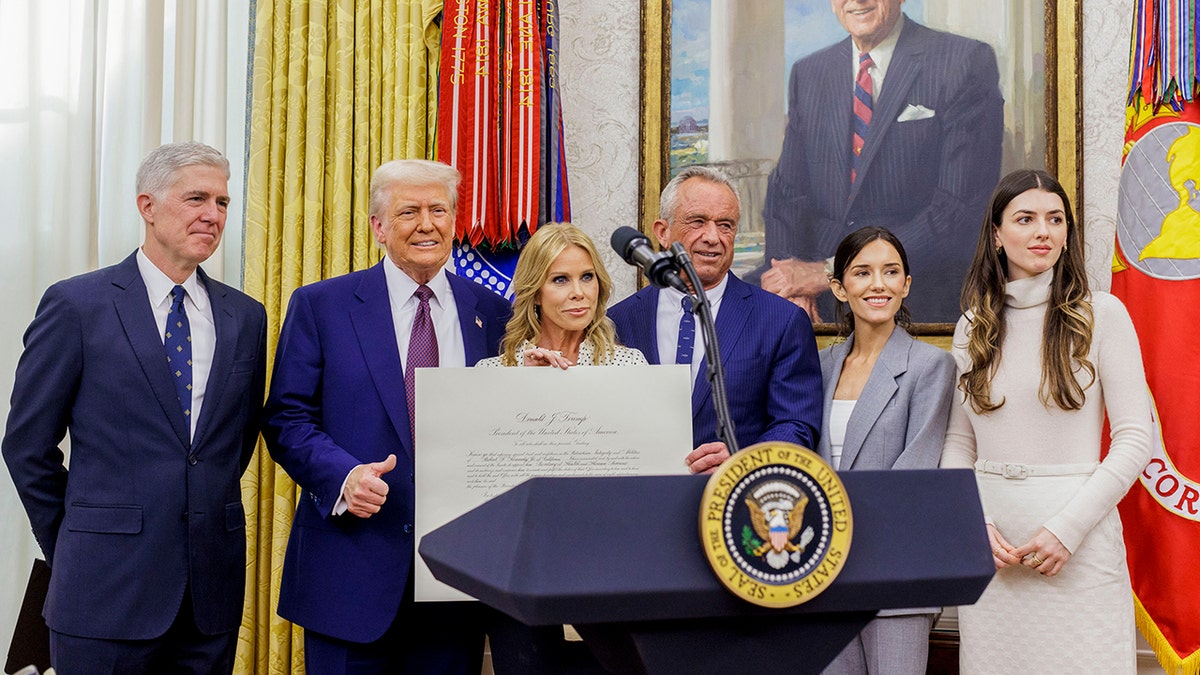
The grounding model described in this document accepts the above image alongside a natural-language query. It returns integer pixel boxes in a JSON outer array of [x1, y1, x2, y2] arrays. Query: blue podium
[[420, 469, 992, 674]]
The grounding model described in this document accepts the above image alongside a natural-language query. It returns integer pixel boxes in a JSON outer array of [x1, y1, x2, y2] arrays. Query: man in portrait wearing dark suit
[[262, 159, 511, 673], [609, 166, 823, 472], [750, 0, 1003, 323], [2, 141, 268, 673]]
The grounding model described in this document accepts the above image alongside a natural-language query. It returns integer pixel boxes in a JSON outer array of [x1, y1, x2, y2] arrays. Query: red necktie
[[851, 52, 874, 184], [405, 285, 439, 442]]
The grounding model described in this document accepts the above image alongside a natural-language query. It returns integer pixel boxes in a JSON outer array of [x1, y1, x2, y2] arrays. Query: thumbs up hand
[[343, 454, 397, 518]]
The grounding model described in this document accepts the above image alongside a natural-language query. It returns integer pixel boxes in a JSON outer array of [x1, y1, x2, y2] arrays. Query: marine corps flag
[[1111, 1, 1200, 672], [437, 0, 570, 249]]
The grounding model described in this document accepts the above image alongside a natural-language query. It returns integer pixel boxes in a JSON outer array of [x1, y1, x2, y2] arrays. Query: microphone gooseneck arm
[[669, 243, 738, 455]]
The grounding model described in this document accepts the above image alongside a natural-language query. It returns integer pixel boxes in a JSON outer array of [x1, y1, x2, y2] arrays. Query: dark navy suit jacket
[[262, 264, 510, 643], [608, 273, 822, 452], [2, 252, 267, 639], [754, 17, 1004, 322]]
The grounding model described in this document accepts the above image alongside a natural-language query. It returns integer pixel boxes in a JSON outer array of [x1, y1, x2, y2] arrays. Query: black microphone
[[610, 226, 689, 292]]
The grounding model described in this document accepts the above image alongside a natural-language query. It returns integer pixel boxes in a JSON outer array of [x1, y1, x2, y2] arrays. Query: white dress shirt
[[137, 249, 215, 441], [333, 261, 467, 516], [851, 13, 904, 98], [384, 261, 466, 372], [827, 399, 857, 470], [655, 274, 728, 384]]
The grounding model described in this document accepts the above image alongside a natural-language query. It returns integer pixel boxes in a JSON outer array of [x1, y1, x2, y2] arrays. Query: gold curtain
[[238, 0, 443, 671]]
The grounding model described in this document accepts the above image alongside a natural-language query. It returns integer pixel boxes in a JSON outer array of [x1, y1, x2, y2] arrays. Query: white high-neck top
[[940, 270, 1153, 552]]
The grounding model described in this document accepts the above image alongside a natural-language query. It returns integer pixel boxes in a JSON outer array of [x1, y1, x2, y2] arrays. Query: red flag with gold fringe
[[1110, 1, 1200, 672]]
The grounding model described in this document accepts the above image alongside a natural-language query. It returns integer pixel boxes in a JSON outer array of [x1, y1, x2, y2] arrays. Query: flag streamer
[[437, 0, 569, 249]]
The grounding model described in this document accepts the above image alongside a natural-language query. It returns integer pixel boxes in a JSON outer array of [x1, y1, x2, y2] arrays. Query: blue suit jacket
[[608, 273, 822, 451], [262, 264, 510, 643], [753, 17, 1003, 323], [817, 327, 954, 471], [2, 252, 267, 639]]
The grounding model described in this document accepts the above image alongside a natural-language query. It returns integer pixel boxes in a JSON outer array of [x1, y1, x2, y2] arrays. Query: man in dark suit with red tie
[[749, 0, 1003, 323], [2, 142, 268, 672], [263, 159, 511, 673]]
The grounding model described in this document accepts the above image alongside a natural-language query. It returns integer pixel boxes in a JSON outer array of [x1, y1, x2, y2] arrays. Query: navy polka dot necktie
[[164, 285, 192, 419], [676, 296, 695, 365]]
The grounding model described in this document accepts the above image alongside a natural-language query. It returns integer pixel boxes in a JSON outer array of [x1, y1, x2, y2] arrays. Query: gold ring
[[993, 548, 1003, 557], [1030, 554, 1044, 566]]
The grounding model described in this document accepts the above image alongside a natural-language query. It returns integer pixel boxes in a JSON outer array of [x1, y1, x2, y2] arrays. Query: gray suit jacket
[[818, 327, 954, 635], [818, 327, 954, 471]]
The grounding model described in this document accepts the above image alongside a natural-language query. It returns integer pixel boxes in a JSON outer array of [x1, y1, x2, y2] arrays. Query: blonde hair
[[959, 169, 1095, 413], [498, 223, 619, 365]]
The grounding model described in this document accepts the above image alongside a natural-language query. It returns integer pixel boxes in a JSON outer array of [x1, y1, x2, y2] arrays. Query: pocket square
[[896, 104, 935, 122]]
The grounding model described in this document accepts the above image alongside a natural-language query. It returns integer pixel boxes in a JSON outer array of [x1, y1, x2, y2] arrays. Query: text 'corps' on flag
[[437, 0, 571, 251], [1110, 1, 1200, 672]]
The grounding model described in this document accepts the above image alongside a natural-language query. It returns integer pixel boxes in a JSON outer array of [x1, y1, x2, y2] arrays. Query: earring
[[1063, 242, 1068, 253], [995, 244, 1003, 254]]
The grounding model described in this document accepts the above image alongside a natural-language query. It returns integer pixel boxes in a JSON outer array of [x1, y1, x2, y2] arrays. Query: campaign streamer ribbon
[[437, 0, 566, 249], [541, 0, 571, 223], [438, 0, 502, 247], [500, 0, 544, 244]]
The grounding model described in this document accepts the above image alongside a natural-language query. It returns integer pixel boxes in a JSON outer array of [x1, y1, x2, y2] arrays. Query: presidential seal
[[699, 442, 852, 608]]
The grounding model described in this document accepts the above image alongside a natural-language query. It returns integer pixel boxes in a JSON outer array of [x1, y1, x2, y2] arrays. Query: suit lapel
[[817, 338, 851, 462], [625, 287, 662, 364], [692, 275, 751, 419], [350, 263, 412, 457], [840, 328, 910, 469], [111, 255, 191, 449], [191, 269, 234, 451], [641, 288, 663, 364], [447, 271, 488, 364], [825, 38, 855, 206]]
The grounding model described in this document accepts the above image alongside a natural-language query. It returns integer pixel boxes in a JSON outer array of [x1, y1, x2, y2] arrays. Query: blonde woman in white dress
[[941, 169, 1152, 673]]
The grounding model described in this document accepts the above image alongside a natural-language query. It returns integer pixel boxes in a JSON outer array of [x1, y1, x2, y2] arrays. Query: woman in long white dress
[[940, 169, 1152, 673]]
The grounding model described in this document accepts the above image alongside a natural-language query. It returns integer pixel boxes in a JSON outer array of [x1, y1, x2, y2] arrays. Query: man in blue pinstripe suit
[[609, 166, 823, 473], [751, 0, 1003, 324]]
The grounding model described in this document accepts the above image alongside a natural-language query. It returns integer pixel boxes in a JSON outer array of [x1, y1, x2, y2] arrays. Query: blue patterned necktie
[[676, 296, 695, 365], [164, 285, 193, 419], [406, 285, 439, 442]]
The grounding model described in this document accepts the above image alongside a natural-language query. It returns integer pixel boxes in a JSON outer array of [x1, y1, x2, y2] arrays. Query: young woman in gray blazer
[[816, 227, 956, 675]]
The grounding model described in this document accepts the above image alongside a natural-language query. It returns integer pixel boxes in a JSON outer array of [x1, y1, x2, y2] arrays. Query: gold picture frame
[[638, 0, 1082, 337]]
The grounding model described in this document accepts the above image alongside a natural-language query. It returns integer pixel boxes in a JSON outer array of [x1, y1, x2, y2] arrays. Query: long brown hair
[[958, 169, 1095, 413], [498, 223, 619, 365]]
